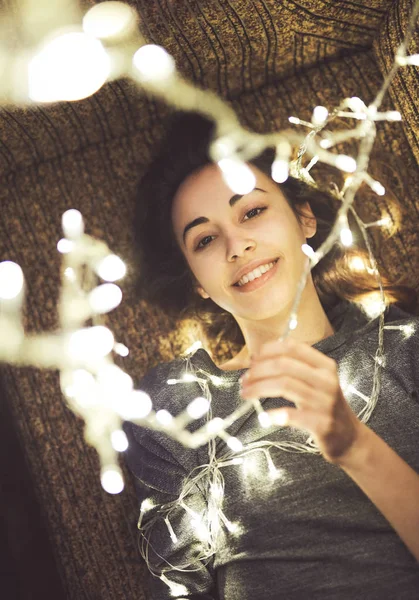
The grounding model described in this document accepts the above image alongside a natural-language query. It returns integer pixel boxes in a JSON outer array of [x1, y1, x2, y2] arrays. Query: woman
[[123, 112, 419, 599]]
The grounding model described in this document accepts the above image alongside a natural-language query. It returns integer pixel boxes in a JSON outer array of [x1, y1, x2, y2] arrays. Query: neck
[[226, 283, 335, 370]]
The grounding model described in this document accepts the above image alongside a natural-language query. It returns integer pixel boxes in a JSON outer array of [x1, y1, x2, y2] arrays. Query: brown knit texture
[[0, 1, 418, 598]]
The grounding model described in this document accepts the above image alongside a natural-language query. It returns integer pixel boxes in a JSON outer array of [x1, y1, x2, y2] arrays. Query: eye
[[196, 235, 214, 250], [243, 206, 267, 221]]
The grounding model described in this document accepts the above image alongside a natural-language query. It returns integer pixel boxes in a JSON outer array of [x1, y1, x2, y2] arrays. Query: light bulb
[[184, 340, 202, 355], [312, 105, 328, 125], [258, 412, 272, 428], [111, 429, 129, 452], [187, 397, 210, 419], [95, 255, 126, 282], [289, 315, 298, 330], [156, 409, 173, 426], [89, 283, 122, 313], [97, 364, 133, 395], [335, 155, 357, 173], [68, 326, 114, 359], [227, 436, 243, 452], [118, 390, 152, 420], [347, 96, 365, 112], [271, 159, 289, 183], [371, 180, 385, 196], [207, 418, 224, 433], [218, 158, 256, 194], [349, 256, 366, 271], [101, 466, 124, 494], [301, 244, 315, 258], [57, 238, 74, 254], [0, 261, 24, 300], [62, 209, 84, 239], [133, 45, 176, 83], [83, 1, 137, 40], [29, 32, 110, 102], [340, 227, 353, 247]]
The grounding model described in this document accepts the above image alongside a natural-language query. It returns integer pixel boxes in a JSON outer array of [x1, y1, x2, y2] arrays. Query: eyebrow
[[182, 187, 267, 244]]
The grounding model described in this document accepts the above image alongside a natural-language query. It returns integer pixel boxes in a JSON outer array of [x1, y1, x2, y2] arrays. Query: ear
[[299, 201, 317, 239], [197, 285, 210, 300]]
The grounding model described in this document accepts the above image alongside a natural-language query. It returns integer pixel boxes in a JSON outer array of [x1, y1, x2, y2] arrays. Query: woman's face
[[171, 163, 316, 322]]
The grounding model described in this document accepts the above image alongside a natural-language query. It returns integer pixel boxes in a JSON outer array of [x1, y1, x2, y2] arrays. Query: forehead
[[171, 162, 274, 225]]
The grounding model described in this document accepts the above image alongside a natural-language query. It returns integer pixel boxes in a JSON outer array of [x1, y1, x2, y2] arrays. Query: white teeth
[[237, 261, 276, 287]]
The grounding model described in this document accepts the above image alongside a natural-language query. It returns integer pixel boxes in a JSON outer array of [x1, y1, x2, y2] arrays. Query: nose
[[226, 229, 256, 262]]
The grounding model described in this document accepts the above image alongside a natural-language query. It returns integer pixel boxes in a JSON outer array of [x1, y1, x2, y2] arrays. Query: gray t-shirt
[[123, 301, 419, 599]]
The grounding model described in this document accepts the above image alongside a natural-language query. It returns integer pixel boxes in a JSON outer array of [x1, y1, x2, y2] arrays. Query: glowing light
[[97, 365, 133, 402], [183, 373, 198, 382], [207, 418, 224, 433], [68, 326, 114, 359], [95, 255, 126, 282], [156, 409, 173, 426], [133, 45, 176, 83], [101, 466, 124, 494], [320, 138, 332, 149], [301, 244, 315, 259], [187, 397, 210, 419], [57, 238, 74, 254], [111, 429, 129, 452], [397, 53, 419, 66], [384, 324, 416, 339], [140, 498, 155, 513], [184, 340, 202, 355], [384, 111, 402, 121], [360, 294, 387, 319], [258, 411, 272, 428], [271, 159, 289, 183], [29, 32, 110, 102], [89, 283, 122, 313], [119, 390, 152, 420], [64, 267, 76, 281], [210, 136, 236, 161], [159, 574, 188, 597], [349, 256, 366, 271], [113, 342, 129, 357], [402, 324, 415, 338], [164, 517, 178, 543], [210, 375, 223, 386], [347, 96, 366, 112], [167, 379, 177, 385], [83, 1, 137, 40], [339, 215, 353, 247], [218, 158, 256, 194], [0, 261, 24, 300], [312, 105, 329, 125], [335, 155, 357, 173], [289, 315, 298, 330], [227, 436, 243, 452], [270, 411, 289, 426], [68, 368, 96, 396], [62, 209, 84, 240]]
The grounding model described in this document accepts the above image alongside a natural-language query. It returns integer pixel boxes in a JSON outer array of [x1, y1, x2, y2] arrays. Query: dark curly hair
[[133, 112, 417, 352]]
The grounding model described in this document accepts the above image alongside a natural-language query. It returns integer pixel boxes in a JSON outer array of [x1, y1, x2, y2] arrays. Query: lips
[[232, 257, 279, 286]]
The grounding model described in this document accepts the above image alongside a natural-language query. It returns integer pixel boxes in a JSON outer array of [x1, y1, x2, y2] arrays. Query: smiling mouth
[[233, 258, 279, 287]]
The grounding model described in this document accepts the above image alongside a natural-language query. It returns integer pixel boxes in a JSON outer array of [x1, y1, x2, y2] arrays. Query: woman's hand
[[239, 338, 363, 465]]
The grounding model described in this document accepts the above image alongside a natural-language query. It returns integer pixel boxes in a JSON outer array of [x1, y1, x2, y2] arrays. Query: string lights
[[0, 0, 417, 540]]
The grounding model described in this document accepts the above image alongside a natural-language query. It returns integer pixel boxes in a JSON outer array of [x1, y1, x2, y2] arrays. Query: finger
[[254, 338, 336, 372], [241, 374, 330, 408]]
